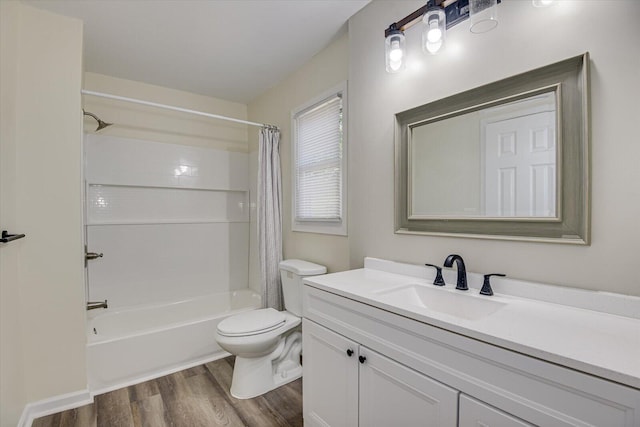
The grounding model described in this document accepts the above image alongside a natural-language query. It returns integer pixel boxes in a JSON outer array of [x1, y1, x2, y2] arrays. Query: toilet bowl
[[215, 259, 326, 399]]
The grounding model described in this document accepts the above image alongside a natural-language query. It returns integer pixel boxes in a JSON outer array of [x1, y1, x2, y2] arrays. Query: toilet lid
[[217, 308, 286, 337]]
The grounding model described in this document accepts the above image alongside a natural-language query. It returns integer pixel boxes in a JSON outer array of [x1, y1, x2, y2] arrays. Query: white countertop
[[303, 258, 640, 390]]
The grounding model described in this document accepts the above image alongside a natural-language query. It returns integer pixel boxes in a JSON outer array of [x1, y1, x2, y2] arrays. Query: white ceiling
[[26, 0, 369, 103]]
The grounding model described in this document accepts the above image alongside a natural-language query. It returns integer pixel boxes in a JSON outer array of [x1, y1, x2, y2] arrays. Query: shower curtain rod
[[81, 89, 278, 129]]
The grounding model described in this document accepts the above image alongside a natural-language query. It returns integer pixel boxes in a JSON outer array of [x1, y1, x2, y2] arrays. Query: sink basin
[[376, 285, 506, 320]]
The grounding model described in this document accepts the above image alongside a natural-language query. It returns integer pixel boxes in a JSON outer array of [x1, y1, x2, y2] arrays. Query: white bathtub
[[86, 289, 261, 393]]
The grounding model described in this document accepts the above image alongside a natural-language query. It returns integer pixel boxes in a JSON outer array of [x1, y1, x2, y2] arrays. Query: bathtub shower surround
[[84, 133, 260, 392], [85, 134, 250, 306]]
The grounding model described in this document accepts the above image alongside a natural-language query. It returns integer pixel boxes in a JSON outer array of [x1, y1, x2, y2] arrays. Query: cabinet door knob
[[359, 355, 366, 364], [346, 349, 354, 357]]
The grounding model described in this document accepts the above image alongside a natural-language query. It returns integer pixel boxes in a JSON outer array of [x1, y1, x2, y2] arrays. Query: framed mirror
[[395, 53, 590, 244]]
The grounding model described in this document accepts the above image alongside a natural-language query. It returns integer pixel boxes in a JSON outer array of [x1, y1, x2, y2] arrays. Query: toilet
[[215, 259, 326, 399]]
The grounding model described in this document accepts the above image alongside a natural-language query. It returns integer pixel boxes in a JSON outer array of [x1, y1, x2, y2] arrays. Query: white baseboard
[[17, 389, 93, 427]]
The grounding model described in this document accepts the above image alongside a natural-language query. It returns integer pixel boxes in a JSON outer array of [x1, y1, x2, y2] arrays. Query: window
[[292, 83, 347, 235]]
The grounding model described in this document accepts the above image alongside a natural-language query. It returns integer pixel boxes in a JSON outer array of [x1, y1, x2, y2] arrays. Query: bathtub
[[86, 289, 261, 393]]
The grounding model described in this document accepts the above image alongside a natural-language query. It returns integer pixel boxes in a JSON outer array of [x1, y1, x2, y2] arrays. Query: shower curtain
[[258, 126, 283, 310]]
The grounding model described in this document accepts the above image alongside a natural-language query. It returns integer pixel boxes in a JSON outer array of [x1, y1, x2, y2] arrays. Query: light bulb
[[425, 40, 443, 54], [389, 60, 402, 71], [422, 7, 446, 55], [389, 40, 403, 62], [385, 28, 406, 73], [427, 26, 442, 43]]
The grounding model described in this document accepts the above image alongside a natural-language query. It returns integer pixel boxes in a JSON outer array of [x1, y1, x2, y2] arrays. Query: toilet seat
[[217, 308, 286, 337]]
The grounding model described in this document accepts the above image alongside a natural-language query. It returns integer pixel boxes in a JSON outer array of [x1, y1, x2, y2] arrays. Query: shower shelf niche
[[86, 184, 249, 225]]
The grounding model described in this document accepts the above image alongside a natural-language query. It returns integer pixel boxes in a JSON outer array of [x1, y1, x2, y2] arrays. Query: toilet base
[[230, 331, 302, 399]]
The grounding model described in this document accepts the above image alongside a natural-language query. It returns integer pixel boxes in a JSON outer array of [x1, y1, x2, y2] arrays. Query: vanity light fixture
[[384, 0, 504, 73]]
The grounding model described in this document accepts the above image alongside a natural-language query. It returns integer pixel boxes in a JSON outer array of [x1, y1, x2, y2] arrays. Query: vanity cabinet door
[[302, 319, 359, 427], [359, 347, 458, 427], [459, 394, 534, 427]]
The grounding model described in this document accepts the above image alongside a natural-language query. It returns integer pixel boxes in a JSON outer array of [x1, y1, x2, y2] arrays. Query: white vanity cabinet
[[302, 318, 358, 427], [302, 283, 640, 427], [303, 318, 458, 427]]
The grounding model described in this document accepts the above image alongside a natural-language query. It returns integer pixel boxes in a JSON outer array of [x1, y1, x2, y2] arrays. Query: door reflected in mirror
[[409, 91, 558, 219]]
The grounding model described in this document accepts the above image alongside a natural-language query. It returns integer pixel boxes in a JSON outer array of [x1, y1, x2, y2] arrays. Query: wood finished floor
[[33, 357, 302, 427]]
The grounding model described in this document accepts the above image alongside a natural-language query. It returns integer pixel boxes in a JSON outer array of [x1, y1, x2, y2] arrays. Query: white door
[[459, 395, 534, 427], [302, 319, 359, 427], [484, 111, 556, 217], [359, 347, 459, 427]]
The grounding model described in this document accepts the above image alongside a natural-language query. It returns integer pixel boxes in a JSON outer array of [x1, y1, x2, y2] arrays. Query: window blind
[[295, 94, 343, 222]]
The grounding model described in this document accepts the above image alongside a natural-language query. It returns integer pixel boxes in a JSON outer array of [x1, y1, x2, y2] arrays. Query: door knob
[[346, 349, 354, 357], [359, 355, 366, 364], [85, 251, 103, 267], [85, 252, 103, 260]]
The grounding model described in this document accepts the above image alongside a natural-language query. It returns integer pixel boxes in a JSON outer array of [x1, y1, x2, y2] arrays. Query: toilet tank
[[279, 259, 326, 316]]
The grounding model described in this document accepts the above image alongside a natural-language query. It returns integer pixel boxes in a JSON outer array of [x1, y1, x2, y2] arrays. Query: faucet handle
[[480, 273, 506, 296], [425, 263, 446, 286]]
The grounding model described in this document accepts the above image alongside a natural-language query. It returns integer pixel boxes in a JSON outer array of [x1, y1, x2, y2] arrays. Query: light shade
[[422, 7, 446, 54], [469, 0, 498, 34], [385, 25, 406, 73]]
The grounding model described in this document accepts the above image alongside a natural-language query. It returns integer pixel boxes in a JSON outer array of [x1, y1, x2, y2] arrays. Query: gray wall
[[348, 0, 640, 295], [411, 112, 481, 216]]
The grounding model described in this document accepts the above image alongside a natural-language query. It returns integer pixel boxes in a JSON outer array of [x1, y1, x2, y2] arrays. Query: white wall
[[348, 1, 640, 296], [0, 2, 85, 425], [247, 32, 350, 281]]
